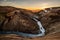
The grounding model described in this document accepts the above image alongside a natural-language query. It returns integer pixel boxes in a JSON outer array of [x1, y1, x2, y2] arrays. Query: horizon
[[0, 0, 60, 10]]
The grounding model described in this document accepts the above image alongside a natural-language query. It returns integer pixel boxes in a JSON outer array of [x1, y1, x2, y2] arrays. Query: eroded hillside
[[0, 6, 60, 40]]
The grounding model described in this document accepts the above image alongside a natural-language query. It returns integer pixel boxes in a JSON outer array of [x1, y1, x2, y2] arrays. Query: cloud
[[0, 0, 60, 9]]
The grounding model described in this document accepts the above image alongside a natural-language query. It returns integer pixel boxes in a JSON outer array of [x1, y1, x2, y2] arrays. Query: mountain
[[0, 6, 40, 34], [34, 7, 60, 33], [0, 6, 36, 22], [0, 6, 60, 40]]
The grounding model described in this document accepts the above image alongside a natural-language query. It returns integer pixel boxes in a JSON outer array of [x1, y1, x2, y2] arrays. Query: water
[[0, 17, 45, 38]]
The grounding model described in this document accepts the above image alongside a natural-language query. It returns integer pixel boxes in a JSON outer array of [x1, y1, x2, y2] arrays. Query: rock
[[0, 9, 39, 34], [37, 7, 60, 34], [0, 6, 60, 39]]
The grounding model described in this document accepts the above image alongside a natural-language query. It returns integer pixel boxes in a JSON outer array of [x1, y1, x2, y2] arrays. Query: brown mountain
[[0, 6, 39, 34], [35, 7, 60, 33], [0, 6, 60, 40]]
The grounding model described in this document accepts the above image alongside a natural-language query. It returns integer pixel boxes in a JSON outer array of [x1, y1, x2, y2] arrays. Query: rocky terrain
[[0, 6, 60, 40], [0, 6, 40, 34]]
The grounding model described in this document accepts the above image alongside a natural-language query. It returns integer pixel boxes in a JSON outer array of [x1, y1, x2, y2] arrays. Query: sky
[[0, 0, 60, 10]]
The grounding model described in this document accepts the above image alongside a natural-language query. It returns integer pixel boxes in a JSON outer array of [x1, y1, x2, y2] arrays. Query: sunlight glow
[[41, 3, 49, 9]]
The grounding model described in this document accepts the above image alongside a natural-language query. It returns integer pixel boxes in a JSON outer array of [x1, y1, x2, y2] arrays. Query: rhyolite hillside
[[0, 6, 60, 40], [0, 6, 40, 34]]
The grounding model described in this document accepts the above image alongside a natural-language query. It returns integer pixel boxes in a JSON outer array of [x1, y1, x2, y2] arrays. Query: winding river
[[0, 17, 45, 38]]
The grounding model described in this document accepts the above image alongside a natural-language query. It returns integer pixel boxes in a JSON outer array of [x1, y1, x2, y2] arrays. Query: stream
[[0, 17, 45, 38]]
